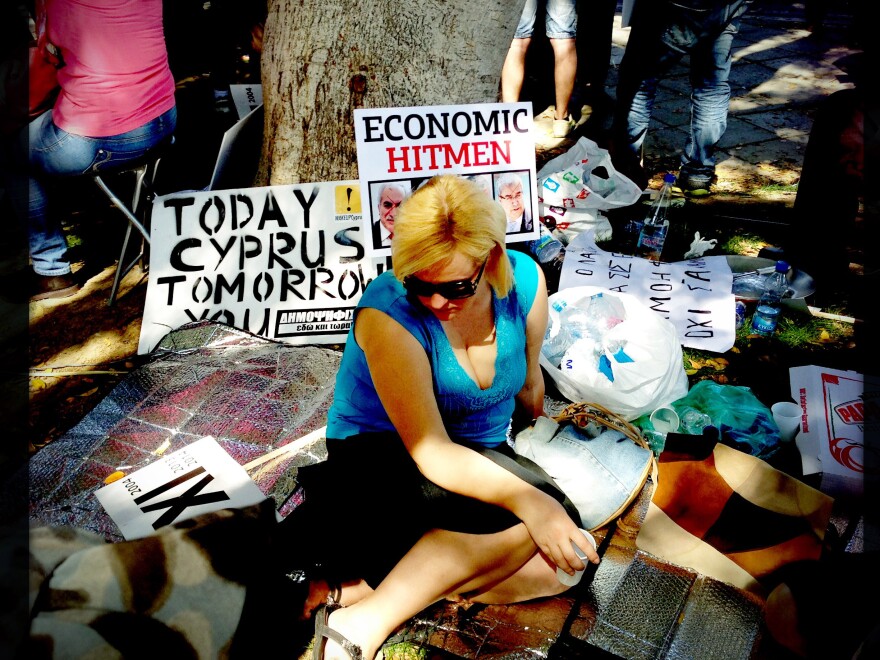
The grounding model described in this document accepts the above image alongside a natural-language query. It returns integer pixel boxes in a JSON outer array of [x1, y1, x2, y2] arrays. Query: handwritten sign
[[95, 437, 266, 540], [354, 102, 539, 257], [559, 231, 735, 352], [138, 181, 388, 355]]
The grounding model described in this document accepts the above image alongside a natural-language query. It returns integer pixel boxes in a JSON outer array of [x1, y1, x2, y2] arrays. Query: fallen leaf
[[78, 387, 99, 397], [32, 378, 47, 390]]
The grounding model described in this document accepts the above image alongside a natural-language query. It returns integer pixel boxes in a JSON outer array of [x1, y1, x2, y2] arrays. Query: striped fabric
[[636, 434, 834, 594]]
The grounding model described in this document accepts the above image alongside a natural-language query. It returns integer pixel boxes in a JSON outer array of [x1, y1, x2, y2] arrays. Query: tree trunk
[[258, 0, 525, 185]]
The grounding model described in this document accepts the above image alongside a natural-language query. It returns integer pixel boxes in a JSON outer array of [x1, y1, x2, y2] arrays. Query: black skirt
[[282, 432, 580, 588]]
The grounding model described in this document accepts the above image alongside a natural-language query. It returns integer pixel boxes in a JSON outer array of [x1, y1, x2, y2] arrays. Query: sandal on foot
[[313, 603, 363, 660]]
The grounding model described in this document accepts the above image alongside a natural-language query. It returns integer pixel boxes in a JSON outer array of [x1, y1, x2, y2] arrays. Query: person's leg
[[501, 38, 531, 103], [575, 0, 616, 99], [545, 0, 578, 134], [574, 0, 617, 141], [549, 38, 577, 121], [24, 113, 74, 278], [321, 524, 565, 660], [678, 18, 740, 190], [500, 0, 538, 102], [783, 88, 863, 291], [25, 107, 176, 283], [608, 2, 679, 187]]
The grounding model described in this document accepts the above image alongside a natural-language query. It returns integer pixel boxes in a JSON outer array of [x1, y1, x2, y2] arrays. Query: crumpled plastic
[[536, 137, 643, 244], [671, 380, 781, 459]]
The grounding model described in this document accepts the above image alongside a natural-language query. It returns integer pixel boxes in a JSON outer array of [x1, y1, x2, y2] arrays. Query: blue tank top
[[326, 250, 539, 447]]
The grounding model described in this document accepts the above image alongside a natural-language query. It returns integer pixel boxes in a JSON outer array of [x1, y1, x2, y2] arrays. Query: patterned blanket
[[27, 499, 313, 659], [636, 432, 834, 594]]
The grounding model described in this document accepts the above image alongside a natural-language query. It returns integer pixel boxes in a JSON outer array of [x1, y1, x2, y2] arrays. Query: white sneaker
[[552, 115, 576, 138]]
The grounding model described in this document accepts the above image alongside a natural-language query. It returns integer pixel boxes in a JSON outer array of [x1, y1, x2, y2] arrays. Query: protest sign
[[559, 231, 735, 352], [138, 181, 388, 355], [789, 365, 877, 498], [354, 102, 539, 257], [229, 83, 262, 120], [95, 436, 267, 540]]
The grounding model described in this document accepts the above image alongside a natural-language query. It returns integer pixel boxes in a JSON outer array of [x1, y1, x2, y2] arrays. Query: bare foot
[[321, 605, 383, 660]]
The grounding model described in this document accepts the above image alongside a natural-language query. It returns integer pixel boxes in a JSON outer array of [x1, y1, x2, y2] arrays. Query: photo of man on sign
[[494, 171, 533, 235], [371, 181, 411, 248]]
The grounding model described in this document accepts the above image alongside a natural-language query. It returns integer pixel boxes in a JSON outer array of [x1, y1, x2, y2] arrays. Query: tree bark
[[258, 0, 525, 185]]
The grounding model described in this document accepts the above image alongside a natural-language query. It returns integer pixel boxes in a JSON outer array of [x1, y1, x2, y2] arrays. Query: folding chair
[[91, 137, 173, 306]]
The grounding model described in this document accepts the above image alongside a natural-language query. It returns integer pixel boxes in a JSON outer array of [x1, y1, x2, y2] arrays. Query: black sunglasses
[[403, 259, 487, 300]]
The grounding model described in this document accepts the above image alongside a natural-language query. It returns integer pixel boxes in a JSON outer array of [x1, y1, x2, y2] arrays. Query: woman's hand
[[516, 489, 600, 574]]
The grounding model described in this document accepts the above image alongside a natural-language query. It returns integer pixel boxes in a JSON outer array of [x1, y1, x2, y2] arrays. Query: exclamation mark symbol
[[346, 187, 352, 212]]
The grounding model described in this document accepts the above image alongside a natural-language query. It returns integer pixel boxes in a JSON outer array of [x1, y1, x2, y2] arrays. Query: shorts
[[514, 0, 578, 40], [288, 432, 579, 589]]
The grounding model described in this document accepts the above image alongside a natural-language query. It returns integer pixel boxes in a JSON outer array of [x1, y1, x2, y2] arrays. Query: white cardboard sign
[[229, 83, 262, 120], [789, 365, 877, 498], [138, 181, 388, 355], [94, 437, 267, 540], [354, 102, 539, 258]]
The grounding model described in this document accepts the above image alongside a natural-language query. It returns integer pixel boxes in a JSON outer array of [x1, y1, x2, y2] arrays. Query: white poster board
[[138, 181, 388, 355], [354, 102, 539, 258], [94, 437, 267, 540], [229, 83, 263, 120], [559, 231, 736, 352], [789, 365, 877, 498]]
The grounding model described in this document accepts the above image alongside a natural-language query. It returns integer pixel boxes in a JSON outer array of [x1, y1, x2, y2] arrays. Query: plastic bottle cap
[[663, 173, 676, 183], [775, 260, 790, 272]]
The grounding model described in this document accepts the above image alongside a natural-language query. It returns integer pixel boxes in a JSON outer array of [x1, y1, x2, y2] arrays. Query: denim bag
[[514, 402, 655, 531]]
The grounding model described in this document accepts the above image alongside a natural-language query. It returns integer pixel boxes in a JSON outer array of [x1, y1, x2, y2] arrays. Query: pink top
[[46, 0, 176, 137]]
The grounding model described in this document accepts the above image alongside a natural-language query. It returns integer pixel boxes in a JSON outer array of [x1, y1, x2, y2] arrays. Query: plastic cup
[[771, 401, 802, 443], [557, 529, 597, 587], [649, 407, 680, 435], [678, 406, 712, 435]]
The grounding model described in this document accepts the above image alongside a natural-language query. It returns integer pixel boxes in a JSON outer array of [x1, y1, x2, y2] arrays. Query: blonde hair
[[391, 175, 513, 296]]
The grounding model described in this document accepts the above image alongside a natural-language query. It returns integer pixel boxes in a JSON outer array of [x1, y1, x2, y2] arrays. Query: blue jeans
[[22, 106, 176, 275], [515, 0, 578, 40], [613, 1, 751, 178]]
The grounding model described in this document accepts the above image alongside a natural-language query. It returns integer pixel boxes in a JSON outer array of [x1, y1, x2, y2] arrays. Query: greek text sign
[[138, 181, 388, 355], [95, 437, 266, 540], [354, 103, 539, 257], [559, 231, 735, 352]]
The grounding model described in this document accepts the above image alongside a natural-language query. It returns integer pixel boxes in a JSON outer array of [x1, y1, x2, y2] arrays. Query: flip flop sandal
[[313, 603, 364, 660]]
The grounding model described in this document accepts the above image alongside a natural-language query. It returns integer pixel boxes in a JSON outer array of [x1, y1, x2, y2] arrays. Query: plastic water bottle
[[635, 173, 676, 261], [750, 260, 790, 337], [530, 221, 564, 264]]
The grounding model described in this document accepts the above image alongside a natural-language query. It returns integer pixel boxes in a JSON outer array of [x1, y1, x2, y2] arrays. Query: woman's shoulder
[[504, 248, 540, 313], [360, 270, 402, 306], [359, 271, 431, 335], [507, 248, 539, 285], [507, 248, 533, 270]]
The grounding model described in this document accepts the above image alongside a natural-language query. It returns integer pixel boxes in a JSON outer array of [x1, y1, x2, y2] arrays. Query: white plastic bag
[[543, 206, 613, 244], [541, 286, 689, 421], [536, 137, 643, 245]]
